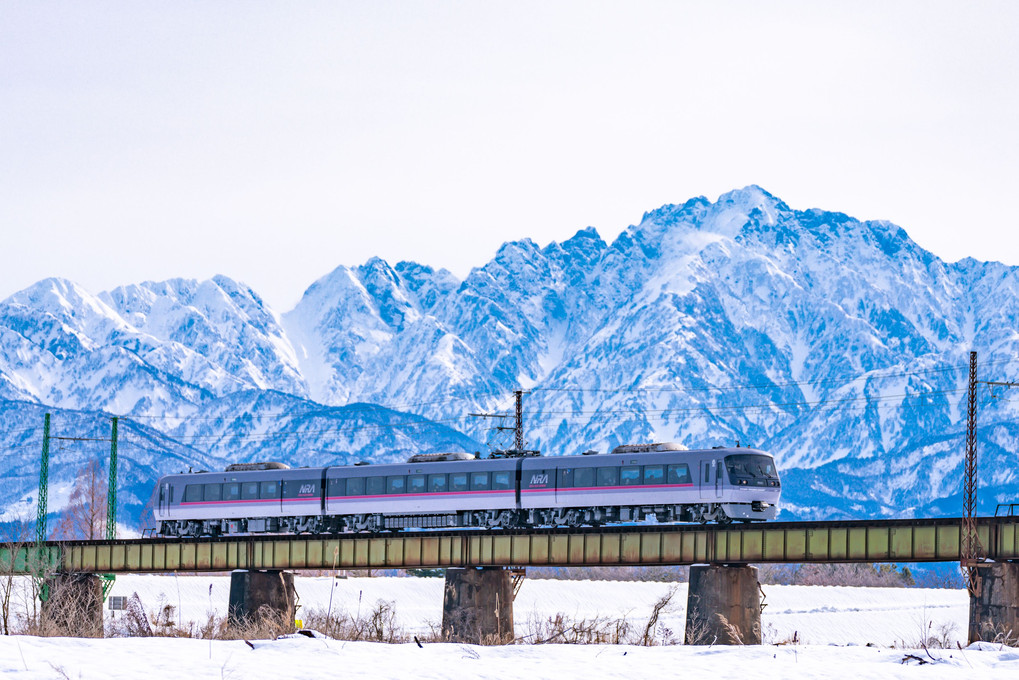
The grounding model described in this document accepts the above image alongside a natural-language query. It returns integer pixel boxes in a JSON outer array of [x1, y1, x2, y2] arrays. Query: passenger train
[[152, 443, 780, 537]]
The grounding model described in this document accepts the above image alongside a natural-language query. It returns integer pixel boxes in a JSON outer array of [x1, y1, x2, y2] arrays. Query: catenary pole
[[36, 413, 51, 545], [107, 416, 118, 540]]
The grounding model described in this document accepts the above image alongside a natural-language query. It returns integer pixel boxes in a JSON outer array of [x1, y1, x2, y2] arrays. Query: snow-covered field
[[5, 635, 1018, 680], [98, 574, 970, 647], [3, 575, 1016, 679]]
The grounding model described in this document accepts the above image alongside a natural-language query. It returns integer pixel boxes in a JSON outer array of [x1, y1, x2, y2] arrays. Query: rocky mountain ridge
[[3, 186, 1017, 527]]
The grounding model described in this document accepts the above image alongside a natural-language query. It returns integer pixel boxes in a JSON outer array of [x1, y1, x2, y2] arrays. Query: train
[[152, 443, 780, 537]]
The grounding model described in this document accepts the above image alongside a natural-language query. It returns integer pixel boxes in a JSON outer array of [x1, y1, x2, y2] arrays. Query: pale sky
[[2, 1, 1018, 312]]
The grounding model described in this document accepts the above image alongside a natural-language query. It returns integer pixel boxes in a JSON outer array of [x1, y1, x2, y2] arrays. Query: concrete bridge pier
[[227, 569, 297, 634], [968, 561, 1019, 644], [441, 567, 514, 644], [685, 565, 762, 645], [42, 572, 104, 637]]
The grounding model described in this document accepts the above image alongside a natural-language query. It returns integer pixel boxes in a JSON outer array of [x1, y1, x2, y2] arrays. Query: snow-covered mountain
[[3, 186, 1018, 527]]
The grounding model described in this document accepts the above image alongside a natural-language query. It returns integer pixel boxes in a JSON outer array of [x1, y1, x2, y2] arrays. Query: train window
[[557, 468, 573, 488], [386, 476, 406, 494], [643, 465, 665, 485], [492, 471, 512, 490], [260, 481, 279, 499], [204, 484, 223, 501], [574, 468, 595, 488], [242, 482, 259, 500], [184, 485, 202, 503], [450, 473, 468, 492], [596, 467, 619, 487], [346, 477, 365, 496], [703, 463, 711, 483], [225, 483, 241, 501], [725, 454, 777, 480], [408, 475, 426, 494], [470, 472, 490, 491], [366, 477, 385, 495], [620, 466, 641, 486], [667, 464, 692, 485], [428, 474, 448, 493]]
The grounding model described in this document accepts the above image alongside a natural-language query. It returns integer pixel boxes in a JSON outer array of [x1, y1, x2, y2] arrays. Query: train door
[[158, 482, 170, 516], [513, 460, 524, 508], [555, 467, 573, 504], [714, 458, 724, 499], [698, 459, 713, 500]]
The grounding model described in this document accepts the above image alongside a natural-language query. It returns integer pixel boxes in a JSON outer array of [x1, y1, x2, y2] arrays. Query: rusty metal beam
[[3, 517, 1018, 575]]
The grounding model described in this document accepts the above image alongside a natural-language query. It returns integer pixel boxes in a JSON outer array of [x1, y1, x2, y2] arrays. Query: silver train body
[[152, 446, 780, 537]]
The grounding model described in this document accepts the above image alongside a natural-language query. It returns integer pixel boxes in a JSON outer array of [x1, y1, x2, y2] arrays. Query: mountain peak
[[6, 277, 124, 328], [712, 185, 788, 228], [717, 184, 782, 206]]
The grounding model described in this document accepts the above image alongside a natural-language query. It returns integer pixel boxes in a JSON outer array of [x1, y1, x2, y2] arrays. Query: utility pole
[[959, 353, 1019, 596], [469, 389, 540, 457], [107, 417, 118, 541], [961, 351, 981, 596], [513, 390, 525, 452], [36, 413, 51, 546]]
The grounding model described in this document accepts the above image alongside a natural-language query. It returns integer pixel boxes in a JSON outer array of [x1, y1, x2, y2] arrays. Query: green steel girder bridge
[[4, 516, 1018, 575]]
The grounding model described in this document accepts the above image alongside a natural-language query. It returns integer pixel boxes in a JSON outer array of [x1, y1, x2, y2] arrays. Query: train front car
[[713, 448, 780, 523], [519, 444, 780, 526]]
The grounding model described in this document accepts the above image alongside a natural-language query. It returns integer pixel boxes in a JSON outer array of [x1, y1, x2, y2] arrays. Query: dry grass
[[520, 612, 631, 644], [96, 587, 683, 647], [518, 586, 679, 646], [301, 599, 406, 643]]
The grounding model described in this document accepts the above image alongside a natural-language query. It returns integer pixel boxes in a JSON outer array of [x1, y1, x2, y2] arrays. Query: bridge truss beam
[[3, 517, 1018, 576]]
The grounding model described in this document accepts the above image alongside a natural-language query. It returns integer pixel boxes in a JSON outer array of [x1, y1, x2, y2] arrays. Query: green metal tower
[[101, 416, 119, 600], [107, 416, 118, 540], [36, 413, 51, 545], [35, 413, 52, 602]]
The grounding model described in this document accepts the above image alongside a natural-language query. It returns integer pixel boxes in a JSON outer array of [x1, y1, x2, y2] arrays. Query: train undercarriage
[[157, 502, 768, 537]]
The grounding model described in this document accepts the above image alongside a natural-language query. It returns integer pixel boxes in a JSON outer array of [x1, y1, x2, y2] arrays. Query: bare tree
[[54, 457, 108, 541], [137, 493, 157, 536], [0, 519, 35, 634]]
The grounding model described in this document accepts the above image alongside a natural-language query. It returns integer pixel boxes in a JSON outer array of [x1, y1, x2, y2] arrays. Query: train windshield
[[725, 454, 778, 481]]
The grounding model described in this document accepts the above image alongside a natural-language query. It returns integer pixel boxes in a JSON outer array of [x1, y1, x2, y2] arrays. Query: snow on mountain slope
[[0, 275, 308, 418], [101, 276, 307, 397], [0, 279, 214, 414], [163, 388, 482, 468]]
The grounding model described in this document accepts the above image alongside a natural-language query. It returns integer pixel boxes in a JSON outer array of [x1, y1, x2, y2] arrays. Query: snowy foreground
[[3, 575, 1018, 679], [4, 635, 1019, 680]]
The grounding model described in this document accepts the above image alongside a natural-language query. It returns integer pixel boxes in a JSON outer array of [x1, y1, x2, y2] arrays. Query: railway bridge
[[4, 516, 1018, 644]]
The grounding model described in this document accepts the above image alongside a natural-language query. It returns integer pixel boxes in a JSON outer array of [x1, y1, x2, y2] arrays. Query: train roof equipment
[[610, 442, 688, 454]]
